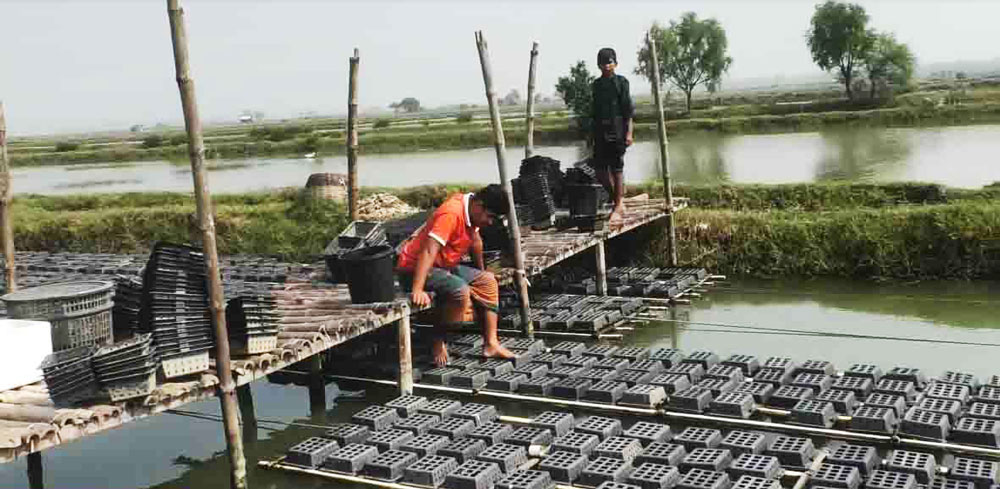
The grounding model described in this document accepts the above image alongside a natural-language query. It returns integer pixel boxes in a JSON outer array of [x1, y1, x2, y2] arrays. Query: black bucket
[[340, 245, 397, 304], [567, 184, 603, 216]]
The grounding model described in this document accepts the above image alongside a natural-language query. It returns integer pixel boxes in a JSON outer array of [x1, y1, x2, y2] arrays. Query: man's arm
[[472, 230, 485, 270], [409, 239, 442, 307], [625, 117, 634, 146]]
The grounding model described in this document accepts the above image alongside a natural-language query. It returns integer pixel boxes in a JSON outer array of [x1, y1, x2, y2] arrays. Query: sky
[[2, 0, 999, 136]]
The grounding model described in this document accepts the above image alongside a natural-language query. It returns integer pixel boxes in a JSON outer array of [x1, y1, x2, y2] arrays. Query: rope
[[656, 318, 1000, 348], [167, 408, 333, 431]]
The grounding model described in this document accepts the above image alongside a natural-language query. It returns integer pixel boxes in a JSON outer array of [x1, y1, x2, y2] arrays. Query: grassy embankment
[[9, 80, 1000, 166], [8, 182, 1000, 281]]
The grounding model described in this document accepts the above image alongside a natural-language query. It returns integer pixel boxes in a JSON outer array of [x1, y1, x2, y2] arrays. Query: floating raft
[[261, 396, 1000, 489]]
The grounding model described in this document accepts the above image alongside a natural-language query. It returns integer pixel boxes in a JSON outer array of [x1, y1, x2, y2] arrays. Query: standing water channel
[[13, 123, 1000, 195], [1, 278, 999, 488]]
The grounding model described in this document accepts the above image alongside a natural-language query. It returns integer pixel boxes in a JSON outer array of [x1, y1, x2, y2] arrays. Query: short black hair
[[473, 184, 509, 216], [597, 47, 617, 65]]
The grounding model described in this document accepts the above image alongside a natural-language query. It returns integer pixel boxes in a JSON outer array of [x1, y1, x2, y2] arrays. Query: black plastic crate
[[732, 382, 775, 405], [505, 427, 553, 449], [794, 359, 835, 377], [395, 413, 441, 436], [469, 423, 514, 446], [864, 393, 908, 417], [477, 443, 528, 474], [563, 356, 598, 370], [789, 373, 832, 394], [901, 407, 951, 440], [710, 392, 755, 419], [621, 440, 678, 468], [752, 368, 792, 388], [622, 384, 668, 407], [443, 459, 502, 489], [529, 411, 574, 437], [478, 359, 516, 377], [916, 397, 962, 422], [515, 363, 549, 380], [937, 371, 980, 390], [322, 443, 379, 474], [538, 450, 588, 483], [366, 429, 416, 453], [496, 470, 554, 489], [885, 450, 937, 484], [722, 355, 761, 377], [595, 357, 632, 374], [621, 422, 673, 447], [613, 347, 651, 362], [951, 417, 1000, 448], [761, 357, 797, 374], [844, 364, 883, 382], [451, 369, 491, 389], [682, 448, 734, 473], [548, 364, 588, 380], [581, 368, 620, 384], [429, 417, 478, 440], [552, 377, 593, 400], [850, 406, 899, 434], [531, 353, 568, 369], [811, 463, 863, 489], [866, 470, 917, 489], [874, 379, 918, 402], [454, 403, 499, 426], [386, 395, 431, 418], [669, 387, 714, 413], [975, 386, 1000, 406], [576, 416, 624, 441], [649, 348, 685, 369], [286, 437, 340, 468], [683, 351, 720, 369], [579, 457, 634, 487], [364, 449, 419, 481], [675, 427, 723, 450], [627, 463, 680, 489], [594, 436, 644, 463], [677, 469, 731, 489], [705, 365, 746, 384], [649, 373, 692, 395], [551, 431, 600, 457], [968, 402, 1000, 421], [425, 367, 461, 386], [668, 363, 707, 383], [697, 378, 738, 398], [487, 373, 529, 393], [885, 367, 928, 389], [815, 388, 858, 415], [789, 399, 838, 428], [830, 376, 874, 398], [949, 457, 999, 489], [763, 435, 814, 469], [324, 423, 371, 446], [627, 359, 667, 375], [519, 376, 559, 396], [826, 444, 879, 474], [420, 398, 464, 419], [720, 431, 766, 457], [550, 341, 586, 358], [451, 358, 485, 370], [727, 453, 781, 480], [730, 475, 780, 489], [615, 370, 656, 388], [586, 381, 629, 403], [439, 438, 488, 464], [352, 405, 401, 431], [925, 382, 971, 405], [928, 477, 976, 489], [583, 344, 621, 359]]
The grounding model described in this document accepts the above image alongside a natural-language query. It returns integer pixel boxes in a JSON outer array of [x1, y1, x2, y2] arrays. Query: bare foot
[[482, 342, 516, 360], [609, 206, 626, 228], [432, 339, 449, 367]]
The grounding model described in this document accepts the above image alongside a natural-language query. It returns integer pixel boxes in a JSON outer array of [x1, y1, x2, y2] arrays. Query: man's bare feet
[[432, 339, 449, 367], [609, 205, 626, 228], [482, 342, 516, 359]]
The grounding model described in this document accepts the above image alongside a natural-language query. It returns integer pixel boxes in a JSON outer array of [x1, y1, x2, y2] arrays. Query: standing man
[[591, 47, 635, 226], [396, 185, 515, 367]]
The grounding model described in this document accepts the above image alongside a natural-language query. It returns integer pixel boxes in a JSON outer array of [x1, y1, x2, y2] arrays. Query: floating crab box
[[0, 320, 53, 391]]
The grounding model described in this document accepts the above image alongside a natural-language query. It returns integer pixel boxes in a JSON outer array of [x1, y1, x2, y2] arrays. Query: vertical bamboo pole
[[646, 33, 677, 266], [594, 241, 607, 296], [0, 102, 15, 294], [166, 2, 247, 488], [524, 42, 539, 158], [308, 355, 326, 417], [347, 49, 360, 221], [475, 31, 533, 338], [397, 305, 413, 396], [26, 452, 42, 489], [236, 384, 258, 444]]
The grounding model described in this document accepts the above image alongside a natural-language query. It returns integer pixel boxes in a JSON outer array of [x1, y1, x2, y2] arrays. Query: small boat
[[303, 152, 317, 159]]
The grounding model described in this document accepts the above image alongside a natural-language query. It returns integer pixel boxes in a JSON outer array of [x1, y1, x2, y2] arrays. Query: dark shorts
[[593, 140, 625, 173], [398, 264, 485, 306]]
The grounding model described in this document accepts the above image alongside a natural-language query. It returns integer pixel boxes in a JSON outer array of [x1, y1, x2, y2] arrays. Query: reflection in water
[[816, 128, 912, 181], [669, 133, 730, 184]]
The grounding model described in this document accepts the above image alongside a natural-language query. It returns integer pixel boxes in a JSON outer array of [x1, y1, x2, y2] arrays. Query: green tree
[[142, 134, 164, 149], [635, 13, 732, 113], [806, 1, 872, 100], [862, 32, 915, 99], [555, 60, 595, 130], [389, 97, 421, 113]]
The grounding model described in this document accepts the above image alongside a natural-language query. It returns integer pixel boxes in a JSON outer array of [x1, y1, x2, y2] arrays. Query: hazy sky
[[2, 0, 998, 136]]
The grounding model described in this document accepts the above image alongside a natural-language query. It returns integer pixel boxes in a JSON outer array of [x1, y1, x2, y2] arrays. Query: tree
[[389, 97, 421, 113], [862, 32, 915, 99], [555, 60, 595, 129], [635, 13, 732, 113], [806, 1, 872, 100], [501, 89, 522, 106]]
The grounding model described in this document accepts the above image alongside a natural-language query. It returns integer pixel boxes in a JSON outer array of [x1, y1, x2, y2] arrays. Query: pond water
[[12, 124, 1000, 195], [2, 277, 999, 487]]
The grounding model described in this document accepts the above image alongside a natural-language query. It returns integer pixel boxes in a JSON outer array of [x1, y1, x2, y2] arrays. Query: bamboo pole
[[347, 48, 360, 221], [397, 306, 413, 396], [594, 241, 607, 296], [524, 42, 539, 158], [645, 33, 677, 266], [0, 102, 14, 294], [307, 355, 326, 417], [475, 31, 533, 338], [166, 2, 247, 488]]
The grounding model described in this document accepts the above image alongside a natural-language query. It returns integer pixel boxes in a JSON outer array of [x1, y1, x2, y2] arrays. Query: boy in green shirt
[[591, 47, 634, 225]]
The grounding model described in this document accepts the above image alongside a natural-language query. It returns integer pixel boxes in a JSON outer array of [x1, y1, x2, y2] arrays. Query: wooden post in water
[[26, 452, 42, 489], [646, 33, 677, 266], [475, 31, 533, 338], [594, 241, 607, 296], [166, 2, 247, 488], [0, 102, 15, 294], [308, 355, 326, 418], [347, 48, 360, 221], [397, 305, 413, 396], [524, 42, 539, 158], [236, 384, 258, 444]]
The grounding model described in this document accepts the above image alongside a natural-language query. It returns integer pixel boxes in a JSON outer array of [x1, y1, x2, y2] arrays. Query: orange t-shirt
[[397, 193, 477, 271]]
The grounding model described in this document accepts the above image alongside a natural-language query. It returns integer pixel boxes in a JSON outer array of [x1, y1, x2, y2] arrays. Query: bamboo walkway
[[0, 198, 683, 464]]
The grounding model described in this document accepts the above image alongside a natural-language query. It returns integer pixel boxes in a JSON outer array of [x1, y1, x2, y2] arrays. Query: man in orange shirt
[[397, 185, 515, 366]]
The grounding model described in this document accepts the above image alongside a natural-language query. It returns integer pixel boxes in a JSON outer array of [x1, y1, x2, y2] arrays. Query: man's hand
[[410, 290, 432, 308], [625, 133, 634, 147]]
